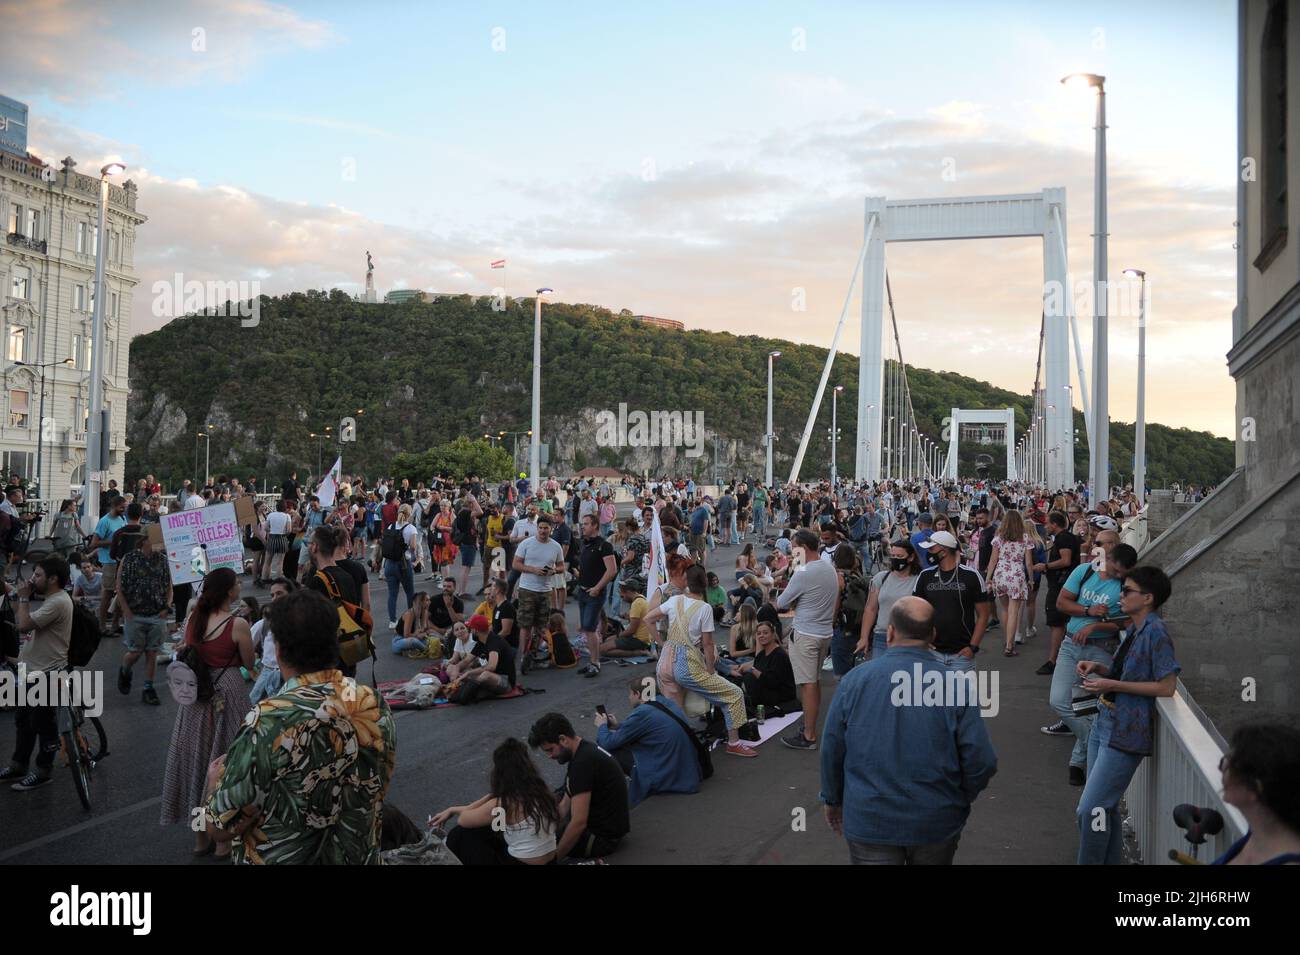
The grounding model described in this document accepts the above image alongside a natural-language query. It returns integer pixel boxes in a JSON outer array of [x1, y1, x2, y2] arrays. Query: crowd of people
[[3, 464, 1295, 868]]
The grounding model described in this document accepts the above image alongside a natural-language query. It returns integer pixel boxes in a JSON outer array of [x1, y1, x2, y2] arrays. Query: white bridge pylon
[[944, 408, 1017, 481], [851, 190, 1077, 489]]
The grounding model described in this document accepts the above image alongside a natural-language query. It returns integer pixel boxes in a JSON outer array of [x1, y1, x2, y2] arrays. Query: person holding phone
[[512, 515, 564, 674]]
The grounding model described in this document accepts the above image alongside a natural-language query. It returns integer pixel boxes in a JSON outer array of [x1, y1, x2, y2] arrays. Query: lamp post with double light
[[84, 161, 126, 531], [766, 350, 781, 487]]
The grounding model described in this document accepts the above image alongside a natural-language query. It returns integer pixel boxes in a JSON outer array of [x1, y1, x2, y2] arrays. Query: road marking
[[0, 794, 162, 862]]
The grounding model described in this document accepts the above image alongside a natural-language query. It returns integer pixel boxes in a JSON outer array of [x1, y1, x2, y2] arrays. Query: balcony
[[6, 232, 47, 254]]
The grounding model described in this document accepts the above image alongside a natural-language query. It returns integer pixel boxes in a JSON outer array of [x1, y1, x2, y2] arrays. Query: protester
[[382, 503, 419, 630], [856, 539, 921, 660], [914, 530, 991, 672], [115, 531, 173, 706], [730, 619, 797, 710], [985, 509, 1035, 657], [528, 712, 630, 859], [249, 577, 295, 703], [776, 530, 840, 750], [513, 514, 565, 671], [595, 677, 702, 806], [394, 591, 437, 654], [821, 597, 997, 864], [1213, 723, 1300, 865]]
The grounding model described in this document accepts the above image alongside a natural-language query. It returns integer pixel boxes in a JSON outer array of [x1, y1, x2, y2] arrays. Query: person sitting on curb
[[595, 677, 702, 806]]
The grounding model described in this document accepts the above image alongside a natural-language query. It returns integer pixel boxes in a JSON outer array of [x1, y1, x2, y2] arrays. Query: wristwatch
[[967, 644, 980, 654]]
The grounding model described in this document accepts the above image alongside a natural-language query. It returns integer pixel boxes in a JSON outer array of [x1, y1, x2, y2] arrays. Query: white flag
[[316, 456, 343, 508], [646, 504, 668, 599]]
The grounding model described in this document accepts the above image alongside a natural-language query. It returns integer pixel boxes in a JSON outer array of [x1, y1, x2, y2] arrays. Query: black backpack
[[67, 600, 103, 668], [381, 524, 408, 561], [838, 573, 870, 635]]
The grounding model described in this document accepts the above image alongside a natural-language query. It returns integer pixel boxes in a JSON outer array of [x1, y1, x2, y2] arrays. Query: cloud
[[0, 0, 337, 100]]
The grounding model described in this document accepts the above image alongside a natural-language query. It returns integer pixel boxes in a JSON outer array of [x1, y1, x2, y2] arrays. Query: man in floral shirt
[[204, 590, 396, 864]]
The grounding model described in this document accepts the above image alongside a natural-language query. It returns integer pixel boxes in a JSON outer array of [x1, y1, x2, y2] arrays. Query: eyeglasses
[[1120, 586, 1147, 597]]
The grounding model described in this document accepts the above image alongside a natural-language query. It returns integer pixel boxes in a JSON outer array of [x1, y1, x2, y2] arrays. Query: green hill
[[125, 291, 1235, 489]]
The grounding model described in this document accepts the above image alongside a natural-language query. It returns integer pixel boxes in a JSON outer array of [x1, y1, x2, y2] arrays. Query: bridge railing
[[1125, 681, 1246, 864]]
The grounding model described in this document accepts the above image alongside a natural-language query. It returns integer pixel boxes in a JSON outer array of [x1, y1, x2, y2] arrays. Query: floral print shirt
[[206, 669, 396, 864]]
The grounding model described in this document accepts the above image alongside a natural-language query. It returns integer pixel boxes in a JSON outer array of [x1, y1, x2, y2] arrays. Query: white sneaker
[[1028, 626, 1038, 638], [388, 621, 397, 631]]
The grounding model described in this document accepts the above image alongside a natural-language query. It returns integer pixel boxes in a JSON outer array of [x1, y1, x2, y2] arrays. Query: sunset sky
[[2, 0, 1237, 436]]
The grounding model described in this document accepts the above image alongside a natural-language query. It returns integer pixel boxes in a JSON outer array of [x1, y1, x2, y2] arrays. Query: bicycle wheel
[[63, 729, 92, 811], [84, 716, 108, 763]]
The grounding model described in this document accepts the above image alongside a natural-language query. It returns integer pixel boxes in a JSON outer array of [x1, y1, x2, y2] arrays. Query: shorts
[[459, 544, 478, 567], [122, 615, 168, 653], [516, 588, 551, 628], [789, 629, 830, 686], [615, 635, 649, 652], [351, 527, 365, 541], [687, 533, 706, 553], [577, 589, 603, 632], [549, 573, 566, 591], [482, 671, 511, 693], [1044, 587, 1068, 627]]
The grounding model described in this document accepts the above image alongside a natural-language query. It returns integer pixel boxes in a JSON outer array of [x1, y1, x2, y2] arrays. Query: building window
[[7, 203, 23, 236], [91, 223, 99, 256], [8, 389, 30, 429], [1257, 0, 1289, 271], [76, 221, 87, 254], [5, 325, 25, 361], [72, 333, 91, 370], [25, 208, 40, 241], [1, 451, 34, 482], [71, 397, 89, 434], [74, 284, 86, 311], [111, 290, 119, 319], [10, 265, 31, 300]]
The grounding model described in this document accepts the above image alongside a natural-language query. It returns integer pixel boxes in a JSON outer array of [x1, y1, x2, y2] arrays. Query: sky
[[2, 0, 1238, 436]]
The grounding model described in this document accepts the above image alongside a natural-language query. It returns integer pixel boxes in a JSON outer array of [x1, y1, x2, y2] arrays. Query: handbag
[[1071, 685, 1100, 717]]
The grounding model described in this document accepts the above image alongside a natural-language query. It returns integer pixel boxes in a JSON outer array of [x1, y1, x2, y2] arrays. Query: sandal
[[1003, 648, 1019, 657]]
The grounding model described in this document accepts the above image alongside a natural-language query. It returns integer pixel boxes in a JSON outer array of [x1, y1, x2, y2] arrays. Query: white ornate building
[[1, 149, 146, 503]]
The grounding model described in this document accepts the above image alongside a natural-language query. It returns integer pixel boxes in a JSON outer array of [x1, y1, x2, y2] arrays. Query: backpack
[[314, 569, 375, 667], [546, 627, 578, 669], [647, 699, 713, 781], [837, 573, 870, 635], [66, 600, 103, 668], [848, 515, 868, 543], [381, 524, 409, 562]]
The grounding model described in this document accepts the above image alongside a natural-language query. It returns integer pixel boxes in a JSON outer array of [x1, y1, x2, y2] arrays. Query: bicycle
[[55, 669, 108, 811]]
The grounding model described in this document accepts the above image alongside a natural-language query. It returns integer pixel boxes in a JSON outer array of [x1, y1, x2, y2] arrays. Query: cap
[[919, 530, 960, 551], [467, 614, 490, 633]]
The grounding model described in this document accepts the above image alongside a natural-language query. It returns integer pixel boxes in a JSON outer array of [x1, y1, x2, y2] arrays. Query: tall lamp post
[[16, 356, 74, 501], [531, 288, 552, 494], [84, 161, 126, 531], [1123, 268, 1147, 502], [765, 350, 781, 487], [829, 386, 844, 485], [1062, 72, 1108, 502]]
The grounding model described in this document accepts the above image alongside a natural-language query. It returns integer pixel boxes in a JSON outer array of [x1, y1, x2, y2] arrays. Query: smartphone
[[596, 704, 607, 716]]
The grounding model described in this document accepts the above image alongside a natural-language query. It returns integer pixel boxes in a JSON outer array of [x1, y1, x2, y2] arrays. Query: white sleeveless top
[[504, 815, 557, 860]]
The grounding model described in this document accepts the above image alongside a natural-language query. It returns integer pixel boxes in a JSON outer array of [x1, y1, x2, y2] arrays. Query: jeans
[[10, 704, 58, 775], [392, 635, 426, 654], [576, 589, 603, 633], [847, 835, 960, 865], [870, 628, 888, 660], [929, 649, 976, 673], [249, 666, 284, 703], [1050, 637, 1116, 768], [384, 557, 415, 623], [753, 510, 766, 540], [1077, 704, 1144, 864], [829, 626, 854, 677], [726, 513, 738, 544], [604, 581, 622, 620]]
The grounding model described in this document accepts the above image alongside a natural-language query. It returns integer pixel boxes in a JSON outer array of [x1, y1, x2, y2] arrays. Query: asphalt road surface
[[1, 530, 1078, 865]]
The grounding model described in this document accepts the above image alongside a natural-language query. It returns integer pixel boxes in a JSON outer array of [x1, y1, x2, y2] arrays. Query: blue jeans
[[870, 628, 888, 660], [848, 836, 960, 865], [392, 635, 426, 654], [1076, 704, 1144, 864], [604, 580, 622, 619], [384, 557, 415, 623], [1050, 636, 1116, 768], [929, 649, 975, 673], [249, 665, 283, 703], [726, 513, 738, 544], [576, 589, 603, 633], [753, 510, 766, 540], [830, 626, 854, 677]]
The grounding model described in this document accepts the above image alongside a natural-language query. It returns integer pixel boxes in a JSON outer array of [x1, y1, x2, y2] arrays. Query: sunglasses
[[1120, 586, 1147, 597]]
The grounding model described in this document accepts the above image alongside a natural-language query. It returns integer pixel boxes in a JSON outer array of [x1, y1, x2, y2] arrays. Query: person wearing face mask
[[856, 540, 923, 661]]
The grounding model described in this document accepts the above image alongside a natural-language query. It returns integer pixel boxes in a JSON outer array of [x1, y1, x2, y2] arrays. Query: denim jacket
[[820, 646, 997, 846]]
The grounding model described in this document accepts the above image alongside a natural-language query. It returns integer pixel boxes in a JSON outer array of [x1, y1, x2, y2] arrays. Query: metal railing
[[1125, 682, 1246, 864]]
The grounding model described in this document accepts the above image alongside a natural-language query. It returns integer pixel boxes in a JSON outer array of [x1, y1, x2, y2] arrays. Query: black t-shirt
[[109, 524, 146, 562], [454, 510, 477, 545], [429, 594, 464, 630], [307, 564, 360, 608], [977, 521, 1000, 571], [578, 535, 615, 589], [913, 564, 991, 653], [477, 633, 516, 687], [1046, 530, 1081, 589], [551, 521, 572, 557], [282, 479, 298, 500], [564, 739, 630, 842], [750, 645, 796, 705], [491, 599, 518, 648], [336, 558, 369, 596], [737, 490, 750, 510]]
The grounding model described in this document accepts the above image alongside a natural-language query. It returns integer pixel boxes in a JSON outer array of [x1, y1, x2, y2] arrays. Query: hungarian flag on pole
[[646, 503, 668, 599], [490, 259, 506, 269], [315, 456, 343, 508]]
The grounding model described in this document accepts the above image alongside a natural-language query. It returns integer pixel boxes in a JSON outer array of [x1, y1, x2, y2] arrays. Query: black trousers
[[446, 825, 519, 866], [11, 704, 58, 774], [173, 582, 193, 628]]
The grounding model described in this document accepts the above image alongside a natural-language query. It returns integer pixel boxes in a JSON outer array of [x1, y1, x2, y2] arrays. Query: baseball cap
[[467, 614, 490, 633], [918, 530, 960, 551]]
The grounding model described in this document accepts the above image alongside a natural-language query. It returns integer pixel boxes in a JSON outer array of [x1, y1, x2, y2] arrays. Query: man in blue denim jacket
[[820, 596, 997, 864]]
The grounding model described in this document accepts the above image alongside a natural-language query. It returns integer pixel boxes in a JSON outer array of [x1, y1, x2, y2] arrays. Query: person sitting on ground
[[458, 613, 517, 699], [434, 738, 561, 865], [393, 591, 436, 654], [729, 619, 798, 711], [705, 572, 728, 623], [599, 578, 655, 658], [444, 618, 486, 682], [717, 602, 758, 676], [726, 574, 764, 620], [428, 577, 465, 639], [595, 677, 702, 806], [528, 712, 630, 860]]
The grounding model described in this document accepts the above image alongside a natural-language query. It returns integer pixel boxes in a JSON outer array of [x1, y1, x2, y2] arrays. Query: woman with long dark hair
[[160, 567, 254, 858], [433, 738, 561, 865], [856, 539, 922, 660]]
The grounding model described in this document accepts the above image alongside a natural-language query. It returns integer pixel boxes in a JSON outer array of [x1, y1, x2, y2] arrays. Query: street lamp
[[1122, 268, 1147, 501], [84, 161, 126, 531], [830, 386, 845, 485], [15, 357, 74, 502], [308, 426, 332, 477], [531, 288, 552, 493], [766, 350, 781, 487], [1062, 72, 1108, 499]]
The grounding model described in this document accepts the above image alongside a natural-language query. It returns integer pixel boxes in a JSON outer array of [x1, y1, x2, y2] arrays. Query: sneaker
[[388, 621, 398, 631], [781, 732, 817, 751], [1035, 660, 1056, 675], [1028, 626, 1039, 639], [583, 664, 601, 679], [118, 667, 132, 695], [1014, 635, 1024, 645], [1041, 720, 1072, 737], [141, 686, 160, 706], [1068, 765, 1086, 786], [11, 772, 53, 792], [725, 741, 758, 758], [0, 765, 24, 782]]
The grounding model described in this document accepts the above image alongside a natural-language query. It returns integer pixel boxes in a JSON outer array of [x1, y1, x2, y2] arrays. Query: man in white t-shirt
[[777, 530, 841, 752], [512, 514, 565, 674]]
